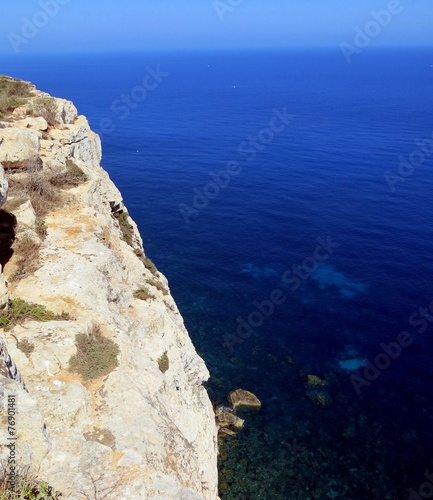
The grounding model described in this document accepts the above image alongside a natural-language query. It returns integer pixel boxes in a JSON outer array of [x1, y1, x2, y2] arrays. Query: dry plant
[[49, 160, 87, 188], [79, 469, 126, 500], [0, 462, 62, 499], [10, 236, 40, 281], [30, 97, 58, 127], [7, 170, 60, 218]]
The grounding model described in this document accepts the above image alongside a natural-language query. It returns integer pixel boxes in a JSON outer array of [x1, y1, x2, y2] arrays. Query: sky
[[0, 0, 432, 55]]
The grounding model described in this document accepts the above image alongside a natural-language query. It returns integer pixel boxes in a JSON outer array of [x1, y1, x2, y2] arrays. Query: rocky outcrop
[[0, 337, 26, 390], [0, 128, 41, 170], [0, 84, 218, 499], [14, 116, 48, 131]]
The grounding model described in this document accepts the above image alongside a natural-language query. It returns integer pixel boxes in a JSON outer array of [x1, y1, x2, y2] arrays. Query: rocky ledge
[[0, 77, 218, 499]]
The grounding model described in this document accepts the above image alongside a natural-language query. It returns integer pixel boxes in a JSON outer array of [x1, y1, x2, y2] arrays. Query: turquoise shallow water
[[2, 48, 433, 498]]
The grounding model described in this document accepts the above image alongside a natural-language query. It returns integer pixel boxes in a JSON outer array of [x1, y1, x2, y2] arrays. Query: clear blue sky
[[1, 0, 432, 54]]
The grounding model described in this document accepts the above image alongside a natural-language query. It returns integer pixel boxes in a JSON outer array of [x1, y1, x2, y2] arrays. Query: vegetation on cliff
[[0, 76, 32, 119], [68, 324, 119, 380], [0, 298, 69, 331]]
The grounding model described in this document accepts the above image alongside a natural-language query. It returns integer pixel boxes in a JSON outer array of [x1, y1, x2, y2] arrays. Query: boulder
[[216, 407, 244, 430], [0, 128, 41, 170], [15, 116, 48, 131], [229, 389, 262, 410]]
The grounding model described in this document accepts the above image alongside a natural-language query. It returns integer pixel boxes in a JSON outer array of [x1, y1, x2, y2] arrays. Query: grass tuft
[[142, 257, 158, 276], [145, 278, 168, 295], [0, 464, 62, 499], [10, 236, 40, 281], [17, 338, 35, 357], [31, 96, 58, 126], [157, 351, 169, 374], [0, 298, 69, 331], [112, 211, 134, 247], [49, 160, 87, 188], [68, 324, 119, 380], [133, 288, 155, 301], [0, 76, 32, 119], [7, 171, 60, 217]]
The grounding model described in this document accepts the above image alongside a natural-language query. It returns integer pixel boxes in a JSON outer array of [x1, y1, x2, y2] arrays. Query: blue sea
[[2, 48, 433, 499]]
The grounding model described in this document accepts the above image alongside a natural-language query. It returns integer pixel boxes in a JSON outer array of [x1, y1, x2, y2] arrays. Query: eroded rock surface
[[0, 84, 218, 499], [0, 128, 41, 170]]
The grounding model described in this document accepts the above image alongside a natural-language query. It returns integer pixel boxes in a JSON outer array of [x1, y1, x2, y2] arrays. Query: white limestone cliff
[[0, 82, 218, 499]]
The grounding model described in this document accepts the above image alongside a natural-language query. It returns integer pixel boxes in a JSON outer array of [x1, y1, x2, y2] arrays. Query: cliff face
[[0, 81, 218, 499]]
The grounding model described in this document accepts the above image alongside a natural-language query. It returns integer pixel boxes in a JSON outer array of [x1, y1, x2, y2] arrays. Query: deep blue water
[[2, 48, 433, 499]]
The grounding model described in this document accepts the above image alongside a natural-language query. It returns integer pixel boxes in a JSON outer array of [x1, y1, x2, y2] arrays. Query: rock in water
[[216, 407, 245, 430], [229, 389, 262, 410]]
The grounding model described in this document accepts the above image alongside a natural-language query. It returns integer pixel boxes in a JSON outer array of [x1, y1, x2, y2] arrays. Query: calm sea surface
[[2, 48, 433, 499]]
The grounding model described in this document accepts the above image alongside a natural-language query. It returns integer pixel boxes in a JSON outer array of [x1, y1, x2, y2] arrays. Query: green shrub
[[0, 76, 32, 119], [142, 257, 158, 276], [0, 97, 27, 118], [31, 97, 57, 126], [133, 288, 155, 301], [146, 278, 168, 295], [68, 325, 119, 380], [0, 76, 32, 97], [0, 299, 69, 331], [112, 211, 134, 246], [132, 250, 159, 276], [49, 160, 87, 188], [157, 351, 169, 374]]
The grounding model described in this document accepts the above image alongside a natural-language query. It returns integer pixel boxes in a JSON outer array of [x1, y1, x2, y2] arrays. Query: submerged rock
[[216, 407, 245, 430], [229, 389, 262, 410], [306, 374, 328, 387]]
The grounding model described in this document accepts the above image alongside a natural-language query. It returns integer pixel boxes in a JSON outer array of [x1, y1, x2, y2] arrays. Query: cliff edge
[[0, 77, 218, 499]]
